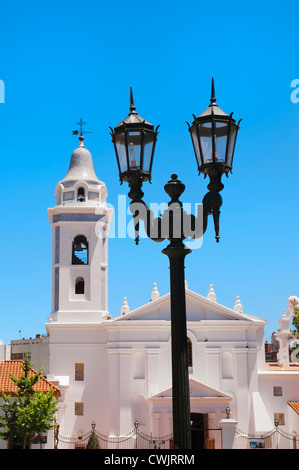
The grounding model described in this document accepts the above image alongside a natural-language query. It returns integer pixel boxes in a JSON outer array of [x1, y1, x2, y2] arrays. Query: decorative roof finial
[[121, 297, 130, 315], [150, 283, 160, 301], [233, 295, 244, 314], [129, 87, 136, 114], [210, 77, 217, 105], [207, 284, 217, 302]]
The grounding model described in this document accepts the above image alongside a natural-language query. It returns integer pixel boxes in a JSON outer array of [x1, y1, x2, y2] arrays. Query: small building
[[0, 360, 60, 449], [0, 341, 11, 362], [10, 334, 49, 376]]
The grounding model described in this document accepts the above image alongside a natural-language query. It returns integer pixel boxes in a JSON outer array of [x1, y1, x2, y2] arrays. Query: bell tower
[[47, 132, 113, 323]]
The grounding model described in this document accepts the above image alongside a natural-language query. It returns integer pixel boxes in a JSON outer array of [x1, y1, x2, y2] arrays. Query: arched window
[[187, 337, 192, 367], [77, 187, 85, 202], [72, 235, 88, 265], [75, 276, 85, 294]]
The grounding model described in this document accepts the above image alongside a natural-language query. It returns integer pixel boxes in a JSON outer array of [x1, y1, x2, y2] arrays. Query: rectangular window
[[273, 386, 283, 396], [274, 413, 285, 425], [75, 363, 84, 381], [11, 353, 27, 360], [75, 402, 84, 416]]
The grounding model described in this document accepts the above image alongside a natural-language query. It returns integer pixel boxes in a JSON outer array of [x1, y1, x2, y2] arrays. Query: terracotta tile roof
[[288, 402, 299, 416], [0, 361, 60, 397]]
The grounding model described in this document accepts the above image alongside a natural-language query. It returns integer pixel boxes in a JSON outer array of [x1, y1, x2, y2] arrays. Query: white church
[[44, 134, 299, 449]]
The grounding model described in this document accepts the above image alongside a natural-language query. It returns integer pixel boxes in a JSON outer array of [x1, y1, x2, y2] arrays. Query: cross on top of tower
[[72, 118, 92, 143]]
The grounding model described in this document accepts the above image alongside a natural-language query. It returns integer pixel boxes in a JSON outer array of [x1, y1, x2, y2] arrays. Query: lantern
[[110, 88, 159, 185], [187, 78, 241, 177]]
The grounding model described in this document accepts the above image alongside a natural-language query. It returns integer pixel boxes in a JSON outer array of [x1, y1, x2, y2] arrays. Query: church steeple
[[60, 135, 101, 185], [54, 124, 106, 207], [47, 124, 113, 323]]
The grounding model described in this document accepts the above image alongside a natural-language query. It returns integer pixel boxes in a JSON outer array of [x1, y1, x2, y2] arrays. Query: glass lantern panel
[[127, 131, 142, 170], [190, 126, 202, 167], [115, 133, 128, 173], [226, 125, 237, 167], [214, 121, 229, 162], [142, 132, 155, 173], [199, 122, 213, 163]]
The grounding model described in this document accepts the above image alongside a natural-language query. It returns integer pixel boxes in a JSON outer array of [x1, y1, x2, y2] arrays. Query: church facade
[[45, 135, 299, 449]]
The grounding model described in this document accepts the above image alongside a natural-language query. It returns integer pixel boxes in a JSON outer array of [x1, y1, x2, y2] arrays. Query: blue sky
[[0, 0, 298, 344]]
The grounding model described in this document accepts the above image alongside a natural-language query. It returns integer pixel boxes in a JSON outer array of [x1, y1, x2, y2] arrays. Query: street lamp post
[[275, 418, 279, 449], [110, 80, 240, 449], [134, 420, 139, 449]]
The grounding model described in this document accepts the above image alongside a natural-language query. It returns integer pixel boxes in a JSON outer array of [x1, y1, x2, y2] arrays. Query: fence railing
[[57, 428, 173, 450], [236, 427, 299, 449], [57, 425, 299, 450]]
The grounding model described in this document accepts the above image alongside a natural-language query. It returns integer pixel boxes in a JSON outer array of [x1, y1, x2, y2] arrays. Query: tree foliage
[[0, 355, 58, 448], [9, 356, 43, 396], [86, 430, 101, 449], [0, 394, 19, 443], [292, 306, 299, 336]]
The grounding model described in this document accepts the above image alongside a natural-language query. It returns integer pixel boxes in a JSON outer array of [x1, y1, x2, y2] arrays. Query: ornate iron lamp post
[[110, 80, 240, 449]]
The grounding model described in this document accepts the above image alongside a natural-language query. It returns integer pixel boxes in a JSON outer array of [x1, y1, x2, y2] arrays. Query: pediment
[[149, 378, 232, 400], [114, 287, 264, 324]]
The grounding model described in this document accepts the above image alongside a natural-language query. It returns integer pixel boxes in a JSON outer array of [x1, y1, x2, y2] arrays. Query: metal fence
[[57, 425, 223, 450], [58, 426, 299, 450], [57, 428, 173, 450], [236, 427, 299, 449]]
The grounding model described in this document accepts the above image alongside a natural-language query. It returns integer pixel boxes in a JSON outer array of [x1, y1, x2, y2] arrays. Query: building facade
[[10, 334, 49, 375], [44, 136, 299, 449]]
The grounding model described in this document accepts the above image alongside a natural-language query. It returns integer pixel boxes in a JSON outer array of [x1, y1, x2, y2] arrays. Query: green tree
[[292, 306, 299, 337], [288, 306, 299, 362], [0, 394, 20, 446], [86, 430, 101, 449], [9, 356, 43, 396], [0, 355, 58, 449], [15, 390, 57, 448]]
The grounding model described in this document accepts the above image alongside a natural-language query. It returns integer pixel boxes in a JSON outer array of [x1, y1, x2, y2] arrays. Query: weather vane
[[72, 118, 92, 137]]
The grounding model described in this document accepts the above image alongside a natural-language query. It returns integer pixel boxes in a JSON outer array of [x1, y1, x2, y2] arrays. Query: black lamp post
[[110, 80, 240, 449]]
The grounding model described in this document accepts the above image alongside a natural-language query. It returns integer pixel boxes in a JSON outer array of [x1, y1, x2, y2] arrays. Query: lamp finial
[[129, 87, 136, 113], [210, 77, 216, 105]]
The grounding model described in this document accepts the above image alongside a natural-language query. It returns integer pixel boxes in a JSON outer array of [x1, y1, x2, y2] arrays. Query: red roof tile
[[0, 360, 60, 397], [288, 402, 299, 416]]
